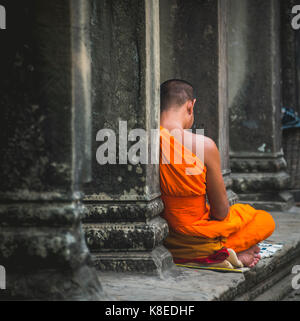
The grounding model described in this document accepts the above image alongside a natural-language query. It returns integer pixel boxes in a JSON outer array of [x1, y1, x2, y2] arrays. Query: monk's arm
[[204, 137, 229, 221]]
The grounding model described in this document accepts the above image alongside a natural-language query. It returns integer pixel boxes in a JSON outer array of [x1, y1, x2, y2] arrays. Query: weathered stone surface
[[4, 265, 106, 301], [281, 0, 300, 115], [223, 171, 239, 205], [83, 0, 174, 274], [228, 0, 281, 154], [237, 193, 294, 212], [84, 0, 160, 201], [232, 173, 291, 193], [84, 198, 164, 223], [230, 155, 288, 173], [0, 203, 85, 227], [97, 208, 300, 301], [160, 0, 238, 205], [283, 4, 300, 202], [0, 0, 105, 300], [228, 0, 294, 210], [85, 217, 169, 251], [297, 29, 300, 114], [93, 246, 174, 275], [0, 207, 89, 271]]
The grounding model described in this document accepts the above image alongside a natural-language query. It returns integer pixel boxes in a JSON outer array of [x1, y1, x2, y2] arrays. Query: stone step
[[224, 207, 300, 300], [282, 288, 300, 301], [234, 255, 300, 301], [98, 208, 300, 301], [254, 266, 298, 301]]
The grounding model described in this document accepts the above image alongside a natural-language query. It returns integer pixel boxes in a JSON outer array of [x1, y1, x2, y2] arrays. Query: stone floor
[[282, 289, 300, 301], [98, 207, 300, 301]]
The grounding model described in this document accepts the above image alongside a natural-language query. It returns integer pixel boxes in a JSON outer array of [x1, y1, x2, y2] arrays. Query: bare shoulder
[[203, 136, 220, 166], [203, 136, 218, 152], [181, 131, 220, 167], [182, 131, 216, 162], [183, 130, 205, 155]]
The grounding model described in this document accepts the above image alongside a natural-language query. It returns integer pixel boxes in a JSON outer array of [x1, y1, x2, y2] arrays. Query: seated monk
[[159, 79, 276, 268]]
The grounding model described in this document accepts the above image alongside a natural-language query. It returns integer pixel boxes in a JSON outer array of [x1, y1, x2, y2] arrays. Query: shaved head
[[160, 79, 195, 112]]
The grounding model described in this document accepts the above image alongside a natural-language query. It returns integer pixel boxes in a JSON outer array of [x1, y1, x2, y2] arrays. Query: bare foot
[[253, 245, 261, 254], [253, 245, 261, 259], [237, 245, 261, 268]]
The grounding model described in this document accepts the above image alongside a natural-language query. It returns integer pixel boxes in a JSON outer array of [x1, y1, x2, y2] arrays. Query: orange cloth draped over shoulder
[[159, 126, 276, 262]]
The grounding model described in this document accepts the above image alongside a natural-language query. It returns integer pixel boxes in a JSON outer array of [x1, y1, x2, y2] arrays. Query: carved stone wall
[[0, 0, 105, 300], [82, 0, 174, 275], [160, 0, 238, 205], [228, 0, 294, 211]]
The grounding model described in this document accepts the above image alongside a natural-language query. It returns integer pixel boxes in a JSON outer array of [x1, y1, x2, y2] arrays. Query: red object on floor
[[174, 248, 229, 264]]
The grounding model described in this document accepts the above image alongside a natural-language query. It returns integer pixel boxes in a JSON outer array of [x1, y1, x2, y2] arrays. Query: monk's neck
[[160, 113, 187, 132]]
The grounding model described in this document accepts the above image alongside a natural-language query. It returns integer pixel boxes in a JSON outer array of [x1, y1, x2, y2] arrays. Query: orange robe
[[159, 126, 276, 262]]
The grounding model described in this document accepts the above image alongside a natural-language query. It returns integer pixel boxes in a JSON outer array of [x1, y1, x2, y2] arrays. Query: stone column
[[281, 1, 300, 202], [228, 0, 294, 211], [83, 0, 174, 275], [281, 0, 300, 115], [297, 28, 300, 113], [160, 0, 238, 205], [0, 0, 106, 300]]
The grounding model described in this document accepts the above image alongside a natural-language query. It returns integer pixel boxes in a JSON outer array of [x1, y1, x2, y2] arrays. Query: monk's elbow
[[214, 213, 228, 222], [211, 205, 229, 221], [218, 215, 228, 222]]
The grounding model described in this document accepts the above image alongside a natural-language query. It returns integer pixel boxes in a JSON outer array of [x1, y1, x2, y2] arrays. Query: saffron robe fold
[[159, 127, 276, 261]]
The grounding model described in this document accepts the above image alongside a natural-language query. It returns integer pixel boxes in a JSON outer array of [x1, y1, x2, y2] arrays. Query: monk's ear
[[192, 99, 196, 109], [187, 100, 195, 115]]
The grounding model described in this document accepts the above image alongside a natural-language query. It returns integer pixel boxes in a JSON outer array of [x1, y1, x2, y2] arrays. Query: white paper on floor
[[258, 241, 283, 259]]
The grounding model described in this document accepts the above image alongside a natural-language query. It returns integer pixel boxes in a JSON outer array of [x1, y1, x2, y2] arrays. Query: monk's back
[[159, 127, 211, 231], [158, 79, 275, 266], [159, 126, 273, 242]]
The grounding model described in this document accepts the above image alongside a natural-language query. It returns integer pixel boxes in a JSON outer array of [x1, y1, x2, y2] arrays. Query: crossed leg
[[223, 210, 275, 267]]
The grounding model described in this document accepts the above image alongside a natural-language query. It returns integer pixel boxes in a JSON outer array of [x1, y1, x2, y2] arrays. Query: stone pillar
[[83, 0, 174, 275], [281, 1, 300, 202], [228, 0, 294, 211], [297, 28, 300, 112], [281, 0, 300, 114], [160, 0, 238, 205], [0, 0, 106, 300]]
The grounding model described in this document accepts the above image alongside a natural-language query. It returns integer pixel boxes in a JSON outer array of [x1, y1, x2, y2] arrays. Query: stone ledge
[[84, 216, 169, 251], [83, 198, 164, 223], [233, 191, 295, 211], [92, 246, 174, 275], [231, 172, 291, 192], [230, 155, 288, 173], [1, 265, 107, 301], [289, 189, 300, 202], [98, 208, 300, 301]]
